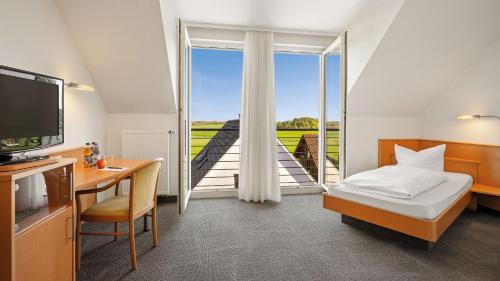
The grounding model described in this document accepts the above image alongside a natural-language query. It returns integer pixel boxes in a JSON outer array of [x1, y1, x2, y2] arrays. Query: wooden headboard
[[378, 139, 500, 187]]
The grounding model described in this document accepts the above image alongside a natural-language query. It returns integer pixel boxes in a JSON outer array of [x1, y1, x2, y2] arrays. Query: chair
[[75, 158, 163, 270]]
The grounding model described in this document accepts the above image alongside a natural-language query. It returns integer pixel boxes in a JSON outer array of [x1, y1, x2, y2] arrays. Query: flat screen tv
[[0, 65, 64, 159]]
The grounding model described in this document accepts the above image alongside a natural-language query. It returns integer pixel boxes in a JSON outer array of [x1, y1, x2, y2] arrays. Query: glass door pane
[[322, 34, 345, 185], [324, 53, 341, 184], [190, 48, 243, 191], [275, 52, 320, 188]]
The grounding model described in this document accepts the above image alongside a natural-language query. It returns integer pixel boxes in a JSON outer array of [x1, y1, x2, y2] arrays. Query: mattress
[[327, 172, 472, 220]]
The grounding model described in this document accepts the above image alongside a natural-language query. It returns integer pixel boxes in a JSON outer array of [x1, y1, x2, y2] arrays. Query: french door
[[178, 28, 347, 210], [319, 32, 347, 187], [178, 20, 192, 214]]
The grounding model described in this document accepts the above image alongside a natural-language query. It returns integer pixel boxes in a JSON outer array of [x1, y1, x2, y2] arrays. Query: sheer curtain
[[239, 31, 281, 202]]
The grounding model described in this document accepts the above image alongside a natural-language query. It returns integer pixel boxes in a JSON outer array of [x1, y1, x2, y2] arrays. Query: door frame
[[319, 31, 347, 189], [178, 20, 192, 214]]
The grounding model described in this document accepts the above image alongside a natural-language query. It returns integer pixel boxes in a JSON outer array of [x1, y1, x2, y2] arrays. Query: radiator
[[122, 130, 170, 195]]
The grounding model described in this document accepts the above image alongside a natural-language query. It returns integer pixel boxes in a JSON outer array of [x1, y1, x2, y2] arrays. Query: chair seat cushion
[[81, 195, 129, 221]]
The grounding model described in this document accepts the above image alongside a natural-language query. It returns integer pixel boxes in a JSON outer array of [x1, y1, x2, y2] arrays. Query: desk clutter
[[84, 141, 100, 168]]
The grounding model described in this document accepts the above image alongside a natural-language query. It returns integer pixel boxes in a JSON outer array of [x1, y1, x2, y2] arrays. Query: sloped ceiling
[[55, 0, 177, 113], [348, 0, 500, 116]]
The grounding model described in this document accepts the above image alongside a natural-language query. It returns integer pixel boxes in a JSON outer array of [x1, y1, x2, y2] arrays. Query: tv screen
[[0, 66, 64, 154]]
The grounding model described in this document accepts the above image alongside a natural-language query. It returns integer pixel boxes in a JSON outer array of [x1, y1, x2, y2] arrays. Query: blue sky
[[191, 48, 340, 122]]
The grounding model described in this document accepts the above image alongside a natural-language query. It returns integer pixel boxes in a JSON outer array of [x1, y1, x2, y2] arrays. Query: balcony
[[191, 120, 340, 190]]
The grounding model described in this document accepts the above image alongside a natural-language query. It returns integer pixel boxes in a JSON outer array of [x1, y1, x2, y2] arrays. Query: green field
[[276, 130, 339, 161], [191, 123, 339, 162], [191, 124, 222, 159]]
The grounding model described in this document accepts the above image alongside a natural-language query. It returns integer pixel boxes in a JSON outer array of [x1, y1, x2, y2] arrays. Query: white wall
[[160, 0, 179, 109], [55, 0, 177, 114], [347, 0, 500, 117], [347, 0, 404, 92], [419, 37, 500, 145], [345, 36, 500, 176], [0, 0, 107, 154], [346, 116, 419, 175], [344, 0, 417, 176], [107, 114, 178, 195]]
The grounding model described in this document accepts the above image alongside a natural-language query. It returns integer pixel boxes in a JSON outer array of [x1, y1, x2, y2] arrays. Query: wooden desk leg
[[468, 193, 478, 211]]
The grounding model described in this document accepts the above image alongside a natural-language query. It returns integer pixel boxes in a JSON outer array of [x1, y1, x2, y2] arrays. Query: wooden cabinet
[[0, 159, 75, 281], [15, 207, 73, 281]]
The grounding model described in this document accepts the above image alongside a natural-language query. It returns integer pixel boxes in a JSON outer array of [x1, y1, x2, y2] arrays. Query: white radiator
[[122, 130, 170, 195]]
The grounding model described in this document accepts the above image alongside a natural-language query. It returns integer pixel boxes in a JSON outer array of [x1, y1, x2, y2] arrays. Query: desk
[[48, 148, 151, 212], [75, 159, 147, 190]]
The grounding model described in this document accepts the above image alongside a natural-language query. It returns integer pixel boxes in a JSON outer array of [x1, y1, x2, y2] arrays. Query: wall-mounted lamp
[[65, 82, 95, 92], [457, 114, 500, 120]]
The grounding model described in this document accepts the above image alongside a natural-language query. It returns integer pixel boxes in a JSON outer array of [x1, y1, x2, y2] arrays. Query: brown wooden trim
[[323, 191, 470, 242], [0, 157, 59, 172], [48, 147, 85, 168], [433, 191, 471, 240]]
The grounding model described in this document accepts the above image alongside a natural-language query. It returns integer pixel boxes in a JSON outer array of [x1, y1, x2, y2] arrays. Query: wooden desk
[[49, 147, 149, 192], [49, 147, 151, 212], [75, 159, 147, 190]]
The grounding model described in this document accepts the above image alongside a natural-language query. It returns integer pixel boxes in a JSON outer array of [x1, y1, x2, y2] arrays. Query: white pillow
[[394, 144, 446, 171]]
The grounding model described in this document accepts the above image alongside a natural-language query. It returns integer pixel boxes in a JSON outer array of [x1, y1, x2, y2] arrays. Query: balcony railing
[[191, 127, 340, 190]]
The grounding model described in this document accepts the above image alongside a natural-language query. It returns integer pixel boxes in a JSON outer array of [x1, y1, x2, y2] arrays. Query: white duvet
[[342, 165, 447, 199]]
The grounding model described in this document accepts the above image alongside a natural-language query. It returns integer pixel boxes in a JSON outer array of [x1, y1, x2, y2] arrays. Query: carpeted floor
[[77, 194, 500, 281]]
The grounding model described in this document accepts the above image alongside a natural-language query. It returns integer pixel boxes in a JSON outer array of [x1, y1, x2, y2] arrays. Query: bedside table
[[469, 183, 500, 210]]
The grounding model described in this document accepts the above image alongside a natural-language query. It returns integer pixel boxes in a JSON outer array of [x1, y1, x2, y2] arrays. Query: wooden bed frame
[[323, 139, 500, 243]]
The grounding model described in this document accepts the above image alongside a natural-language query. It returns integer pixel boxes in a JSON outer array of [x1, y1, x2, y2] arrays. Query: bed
[[323, 139, 491, 245]]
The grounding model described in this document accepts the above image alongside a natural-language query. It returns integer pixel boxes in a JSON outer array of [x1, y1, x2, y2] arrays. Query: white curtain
[[239, 31, 281, 202]]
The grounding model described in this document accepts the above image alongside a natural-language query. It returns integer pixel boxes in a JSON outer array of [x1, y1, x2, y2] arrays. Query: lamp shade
[[65, 82, 95, 92]]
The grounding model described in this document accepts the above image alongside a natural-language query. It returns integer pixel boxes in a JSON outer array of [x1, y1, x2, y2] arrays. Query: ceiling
[[54, 0, 380, 114], [348, 0, 500, 116], [55, 0, 177, 113], [172, 0, 378, 34]]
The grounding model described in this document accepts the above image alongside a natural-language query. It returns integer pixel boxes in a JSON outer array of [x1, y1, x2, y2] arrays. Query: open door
[[319, 32, 347, 187], [178, 20, 192, 214]]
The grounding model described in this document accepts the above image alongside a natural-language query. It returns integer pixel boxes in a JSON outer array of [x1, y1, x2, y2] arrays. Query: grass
[[191, 124, 224, 129], [191, 124, 339, 162]]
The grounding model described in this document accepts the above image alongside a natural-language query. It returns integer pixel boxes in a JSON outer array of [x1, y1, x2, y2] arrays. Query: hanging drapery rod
[[185, 21, 338, 37], [186, 22, 338, 54]]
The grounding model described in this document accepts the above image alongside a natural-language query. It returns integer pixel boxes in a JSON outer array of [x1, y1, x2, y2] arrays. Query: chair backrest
[[131, 158, 163, 213]]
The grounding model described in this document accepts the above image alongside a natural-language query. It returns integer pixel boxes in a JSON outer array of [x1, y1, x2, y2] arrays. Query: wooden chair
[[75, 158, 163, 271]]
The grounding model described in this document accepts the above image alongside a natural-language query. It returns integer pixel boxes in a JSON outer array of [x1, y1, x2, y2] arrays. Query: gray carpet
[[77, 194, 500, 281]]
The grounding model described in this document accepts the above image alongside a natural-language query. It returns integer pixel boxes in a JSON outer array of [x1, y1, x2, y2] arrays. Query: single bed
[[323, 139, 485, 244], [328, 171, 472, 220]]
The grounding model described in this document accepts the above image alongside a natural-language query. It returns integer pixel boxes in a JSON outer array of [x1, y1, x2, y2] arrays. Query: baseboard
[[157, 195, 177, 203]]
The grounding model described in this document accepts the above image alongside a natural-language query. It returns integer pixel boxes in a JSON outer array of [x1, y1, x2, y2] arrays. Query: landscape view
[[190, 48, 341, 189], [191, 117, 339, 164]]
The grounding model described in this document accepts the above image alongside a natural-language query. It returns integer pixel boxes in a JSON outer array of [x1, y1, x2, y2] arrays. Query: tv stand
[[0, 155, 55, 172], [0, 154, 49, 166]]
